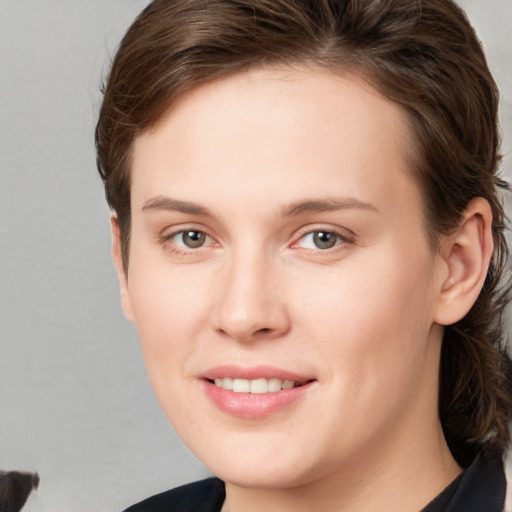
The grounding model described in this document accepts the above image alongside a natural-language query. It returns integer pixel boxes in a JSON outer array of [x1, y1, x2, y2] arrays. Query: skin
[[112, 66, 493, 511]]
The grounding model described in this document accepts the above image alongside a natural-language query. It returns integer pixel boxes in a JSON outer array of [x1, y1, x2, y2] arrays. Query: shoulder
[[123, 477, 225, 512]]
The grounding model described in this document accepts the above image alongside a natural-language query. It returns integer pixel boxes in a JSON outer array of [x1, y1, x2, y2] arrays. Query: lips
[[200, 366, 316, 418]]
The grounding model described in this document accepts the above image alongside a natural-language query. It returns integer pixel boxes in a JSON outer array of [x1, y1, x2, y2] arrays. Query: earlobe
[[434, 197, 493, 326], [110, 215, 135, 322]]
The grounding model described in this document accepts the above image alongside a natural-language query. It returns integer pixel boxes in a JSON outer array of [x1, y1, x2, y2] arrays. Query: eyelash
[[160, 228, 216, 255], [159, 227, 355, 256], [291, 228, 354, 253]]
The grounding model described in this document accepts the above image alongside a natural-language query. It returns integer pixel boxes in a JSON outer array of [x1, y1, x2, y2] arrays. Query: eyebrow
[[142, 196, 212, 216], [141, 195, 378, 217], [281, 197, 379, 216]]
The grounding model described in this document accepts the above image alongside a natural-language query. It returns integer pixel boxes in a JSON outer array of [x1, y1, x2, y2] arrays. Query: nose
[[212, 251, 291, 342]]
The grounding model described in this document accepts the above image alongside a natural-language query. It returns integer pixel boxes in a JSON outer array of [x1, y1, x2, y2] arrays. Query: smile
[[202, 368, 317, 418], [212, 377, 305, 394]]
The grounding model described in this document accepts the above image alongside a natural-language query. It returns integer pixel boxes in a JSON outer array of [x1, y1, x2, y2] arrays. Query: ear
[[110, 215, 135, 322], [434, 197, 493, 326]]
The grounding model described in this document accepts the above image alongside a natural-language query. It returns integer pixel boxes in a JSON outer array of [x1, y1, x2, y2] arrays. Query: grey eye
[[297, 230, 342, 250], [312, 231, 338, 249], [181, 230, 207, 248]]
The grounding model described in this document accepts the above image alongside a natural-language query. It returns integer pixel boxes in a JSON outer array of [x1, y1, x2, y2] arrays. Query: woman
[[96, 0, 512, 510]]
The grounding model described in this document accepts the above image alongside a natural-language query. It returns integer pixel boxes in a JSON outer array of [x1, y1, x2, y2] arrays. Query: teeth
[[250, 378, 267, 394], [268, 378, 282, 392], [233, 378, 250, 393], [214, 377, 233, 390], [213, 377, 300, 393]]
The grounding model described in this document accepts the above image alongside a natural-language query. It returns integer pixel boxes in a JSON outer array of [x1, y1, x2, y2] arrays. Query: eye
[[169, 230, 212, 249], [296, 230, 348, 250]]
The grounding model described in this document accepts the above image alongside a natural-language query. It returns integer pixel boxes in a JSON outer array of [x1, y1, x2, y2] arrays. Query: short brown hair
[[96, 0, 512, 463]]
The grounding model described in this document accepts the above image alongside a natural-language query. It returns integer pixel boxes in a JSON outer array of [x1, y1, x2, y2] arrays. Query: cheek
[[295, 251, 436, 377], [126, 269, 208, 423], [126, 258, 211, 371]]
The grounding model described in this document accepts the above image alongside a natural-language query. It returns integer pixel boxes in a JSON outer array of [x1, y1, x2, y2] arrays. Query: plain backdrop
[[1, 1, 511, 511]]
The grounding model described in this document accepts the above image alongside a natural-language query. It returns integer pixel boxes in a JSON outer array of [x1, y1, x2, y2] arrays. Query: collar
[[422, 452, 506, 512]]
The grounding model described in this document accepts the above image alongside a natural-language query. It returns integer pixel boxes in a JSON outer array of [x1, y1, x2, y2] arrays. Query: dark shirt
[[124, 452, 506, 512], [421, 452, 506, 512], [123, 477, 225, 512]]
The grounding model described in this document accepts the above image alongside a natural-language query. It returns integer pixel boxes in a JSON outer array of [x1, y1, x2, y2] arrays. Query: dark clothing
[[123, 478, 225, 512], [124, 452, 506, 512], [421, 452, 506, 512]]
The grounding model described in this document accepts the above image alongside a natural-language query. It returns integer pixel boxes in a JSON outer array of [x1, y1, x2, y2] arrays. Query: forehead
[[131, 66, 422, 220]]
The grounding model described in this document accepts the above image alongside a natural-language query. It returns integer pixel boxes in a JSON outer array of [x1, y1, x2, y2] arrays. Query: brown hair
[[96, 0, 512, 463]]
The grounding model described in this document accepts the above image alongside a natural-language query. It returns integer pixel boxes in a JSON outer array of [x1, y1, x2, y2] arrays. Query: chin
[[188, 436, 325, 490], [214, 461, 315, 490]]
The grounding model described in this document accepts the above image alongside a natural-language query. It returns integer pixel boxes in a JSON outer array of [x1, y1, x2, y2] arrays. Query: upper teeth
[[214, 377, 297, 394]]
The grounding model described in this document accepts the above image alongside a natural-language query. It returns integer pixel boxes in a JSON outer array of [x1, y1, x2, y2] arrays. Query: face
[[117, 67, 448, 489]]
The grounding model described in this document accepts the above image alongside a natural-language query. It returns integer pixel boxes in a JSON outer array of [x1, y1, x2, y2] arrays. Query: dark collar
[[123, 476, 225, 512], [422, 452, 506, 512]]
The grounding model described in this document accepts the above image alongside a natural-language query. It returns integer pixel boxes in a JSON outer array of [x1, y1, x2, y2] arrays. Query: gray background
[[1, 1, 511, 511]]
